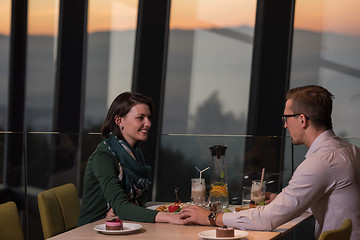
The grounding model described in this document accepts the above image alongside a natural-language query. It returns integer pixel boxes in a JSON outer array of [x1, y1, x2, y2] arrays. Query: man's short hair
[[286, 85, 334, 130]]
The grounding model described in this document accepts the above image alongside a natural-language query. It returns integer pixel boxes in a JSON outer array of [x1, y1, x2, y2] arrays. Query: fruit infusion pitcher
[[209, 145, 229, 209]]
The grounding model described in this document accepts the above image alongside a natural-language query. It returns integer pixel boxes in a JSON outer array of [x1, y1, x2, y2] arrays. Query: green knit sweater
[[78, 142, 158, 226]]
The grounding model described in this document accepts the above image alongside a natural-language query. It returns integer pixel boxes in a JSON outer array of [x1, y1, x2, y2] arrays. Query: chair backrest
[[38, 183, 81, 239], [0, 201, 25, 240], [318, 219, 352, 240]]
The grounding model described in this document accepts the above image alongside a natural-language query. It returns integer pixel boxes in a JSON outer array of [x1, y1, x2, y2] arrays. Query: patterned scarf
[[103, 133, 152, 204]]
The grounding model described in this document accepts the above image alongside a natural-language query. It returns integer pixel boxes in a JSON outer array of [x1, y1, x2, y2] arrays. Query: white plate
[[147, 204, 185, 214], [224, 206, 236, 213], [94, 223, 143, 235], [146, 204, 162, 210], [198, 229, 249, 240]]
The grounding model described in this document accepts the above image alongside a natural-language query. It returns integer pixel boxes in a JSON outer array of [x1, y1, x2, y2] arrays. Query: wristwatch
[[208, 212, 217, 226]]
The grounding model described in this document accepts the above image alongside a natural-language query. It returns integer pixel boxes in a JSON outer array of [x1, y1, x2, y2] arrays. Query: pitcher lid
[[209, 145, 227, 158]]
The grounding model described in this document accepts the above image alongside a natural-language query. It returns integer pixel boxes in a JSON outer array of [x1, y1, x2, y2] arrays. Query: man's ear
[[300, 114, 309, 128]]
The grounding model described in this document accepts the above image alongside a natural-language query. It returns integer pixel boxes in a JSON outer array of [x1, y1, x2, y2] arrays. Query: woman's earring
[[120, 125, 124, 130]]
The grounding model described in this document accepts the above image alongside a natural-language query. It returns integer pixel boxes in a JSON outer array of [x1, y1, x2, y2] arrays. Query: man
[[180, 85, 360, 239]]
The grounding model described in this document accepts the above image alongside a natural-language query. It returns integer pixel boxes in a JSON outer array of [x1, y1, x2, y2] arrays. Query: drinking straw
[[260, 168, 265, 191], [174, 188, 180, 203], [195, 167, 209, 184]]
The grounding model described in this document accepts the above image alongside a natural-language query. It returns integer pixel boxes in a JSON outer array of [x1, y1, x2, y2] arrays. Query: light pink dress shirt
[[223, 130, 360, 240]]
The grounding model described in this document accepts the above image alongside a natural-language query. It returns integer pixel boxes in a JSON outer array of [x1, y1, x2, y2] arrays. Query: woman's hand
[[154, 211, 185, 224]]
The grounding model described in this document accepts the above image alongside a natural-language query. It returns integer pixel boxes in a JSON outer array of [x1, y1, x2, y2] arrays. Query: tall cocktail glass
[[251, 180, 266, 204], [191, 178, 206, 206]]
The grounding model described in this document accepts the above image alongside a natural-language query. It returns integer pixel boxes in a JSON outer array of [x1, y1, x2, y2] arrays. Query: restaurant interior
[[0, 0, 359, 239]]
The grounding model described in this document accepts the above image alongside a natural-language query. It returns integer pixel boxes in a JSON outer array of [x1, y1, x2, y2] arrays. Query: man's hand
[[179, 205, 212, 225], [265, 192, 277, 204]]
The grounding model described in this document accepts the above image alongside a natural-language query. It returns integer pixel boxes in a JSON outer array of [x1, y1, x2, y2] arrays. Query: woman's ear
[[115, 115, 125, 130], [114, 115, 121, 126]]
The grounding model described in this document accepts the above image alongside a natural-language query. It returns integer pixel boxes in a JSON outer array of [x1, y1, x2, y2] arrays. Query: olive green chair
[[318, 218, 352, 240], [0, 201, 24, 240], [38, 183, 81, 239]]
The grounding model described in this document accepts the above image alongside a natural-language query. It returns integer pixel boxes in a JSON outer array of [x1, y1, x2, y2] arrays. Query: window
[[0, 0, 11, 130], [162, 0, 257, 135], [155, 0, 257, 201], [285, 0, 360, 185], [25, 0, 59, 131], [291, 0, 360, 137], [84, 0, 139, 132]]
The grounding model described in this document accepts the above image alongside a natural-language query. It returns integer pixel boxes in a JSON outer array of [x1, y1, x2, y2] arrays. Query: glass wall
[[25, 0, 59, 131], [84, 0, 139, 132], [291, 0, 360, 137], [0, 0, 11, 130], [162, 0, 256, 134], [156, 134, 290, 203], [286, 0, 360, 187], [157, 0, 257, 203], [0, 132, 102, 239]]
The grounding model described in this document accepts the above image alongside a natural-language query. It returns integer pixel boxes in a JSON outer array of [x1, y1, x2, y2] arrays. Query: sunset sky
[[0, 0, 359, 36]]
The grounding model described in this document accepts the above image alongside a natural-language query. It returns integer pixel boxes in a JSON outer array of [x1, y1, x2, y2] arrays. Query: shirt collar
[[305, 129, 336, 158]]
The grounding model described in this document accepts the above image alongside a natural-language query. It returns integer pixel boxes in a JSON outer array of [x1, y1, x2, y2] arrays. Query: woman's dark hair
[[101, 92, 154, 138], [286, 85, 334, 130]]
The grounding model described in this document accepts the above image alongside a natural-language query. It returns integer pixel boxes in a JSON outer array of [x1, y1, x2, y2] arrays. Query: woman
[[78, 92, 183, 226]]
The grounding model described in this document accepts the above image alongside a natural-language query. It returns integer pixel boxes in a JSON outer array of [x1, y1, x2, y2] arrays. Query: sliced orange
[[210, 185, 228, 197]]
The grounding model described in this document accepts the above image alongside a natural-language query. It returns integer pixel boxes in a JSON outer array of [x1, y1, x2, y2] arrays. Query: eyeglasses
[[281, 114, 310, 123]]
